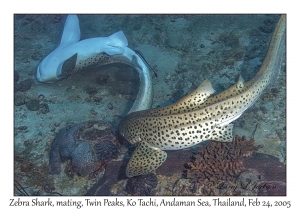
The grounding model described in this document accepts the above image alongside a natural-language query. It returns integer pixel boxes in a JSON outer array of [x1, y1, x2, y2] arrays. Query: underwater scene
[[14, 14, 286, 196]]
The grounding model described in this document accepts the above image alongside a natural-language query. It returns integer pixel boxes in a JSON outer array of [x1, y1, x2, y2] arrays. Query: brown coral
[[185, 136, 261, 188]]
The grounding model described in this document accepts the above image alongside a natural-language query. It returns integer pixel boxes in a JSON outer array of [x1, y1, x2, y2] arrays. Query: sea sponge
[[48, 121, 120, 176], [185, 135, 261, 187]]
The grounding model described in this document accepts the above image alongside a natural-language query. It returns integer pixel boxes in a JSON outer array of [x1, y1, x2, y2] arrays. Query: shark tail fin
[[59, 15, 81, 48], [126, 141, 167, 178]]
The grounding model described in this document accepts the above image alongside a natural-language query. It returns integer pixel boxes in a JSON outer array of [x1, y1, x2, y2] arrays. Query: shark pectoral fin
[[105, 31, 128, 55], [211, 124, 234, 142], [126, 141, 167, 178], [109, 31, 128, 47], [60, 53, 78, 78]]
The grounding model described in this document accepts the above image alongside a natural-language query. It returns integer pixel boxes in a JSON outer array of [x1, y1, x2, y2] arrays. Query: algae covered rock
[[15, 78, 34, 92], [48, 121, 121, 176], [14, 92, 26, 106], [125, 173, 158, 196]]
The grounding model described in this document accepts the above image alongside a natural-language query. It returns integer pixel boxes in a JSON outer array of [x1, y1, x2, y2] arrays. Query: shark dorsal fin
[[127, 79, 215, 119], [197, 75, 245, 108]]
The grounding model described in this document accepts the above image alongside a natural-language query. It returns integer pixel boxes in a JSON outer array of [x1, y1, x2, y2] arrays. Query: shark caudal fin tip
[[60, 14, 81, 47]]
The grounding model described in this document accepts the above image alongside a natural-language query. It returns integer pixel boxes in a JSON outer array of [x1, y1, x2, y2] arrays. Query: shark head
[[36, 55, 70, 83], [36, 14, 81, 83], [36, 14, 129, 83], [36, 61, 61, 83]]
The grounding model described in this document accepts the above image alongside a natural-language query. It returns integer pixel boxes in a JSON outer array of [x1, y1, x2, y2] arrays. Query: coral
[[125, 173, 158, 196], [48, 121, 120, 176], [185, 136, 261, 189]]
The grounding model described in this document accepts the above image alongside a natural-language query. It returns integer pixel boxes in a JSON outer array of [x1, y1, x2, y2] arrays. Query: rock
[[25, 99, 40, 111], [84, 85, 98, 95], [107, 103, 113, 110], [85, 160, 126, 195], [242, 153, 286, 182], [95, 74, 109, 85], [172, 178, 194, 196], [259, 18, 276, 34], [16, 126, 28, 130], [48, 121, 120, 176], [15, 78, 34, 92], [39, 103, 50, 114], [125, 173, 158, 196], [219, 31, 240, 48], [14, 71, 19, 82], [14, 93, 26, 106], [257, 181, 286, 196], [115, 68, 138, 82], [157, 149, 192, 177], [31, 50, 43, 60]]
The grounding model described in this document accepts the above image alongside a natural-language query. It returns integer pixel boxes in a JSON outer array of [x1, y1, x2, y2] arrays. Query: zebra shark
[[36, 15, 153, 114], [119, 15, 286, 178]]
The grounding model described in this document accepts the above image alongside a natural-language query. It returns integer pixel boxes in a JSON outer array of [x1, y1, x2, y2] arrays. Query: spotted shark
[[119, 15, 286, 177], [36, 15, 153, 114]]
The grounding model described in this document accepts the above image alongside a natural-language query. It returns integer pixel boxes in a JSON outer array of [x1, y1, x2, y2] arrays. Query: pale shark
[[36, 15, 153, 114]]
